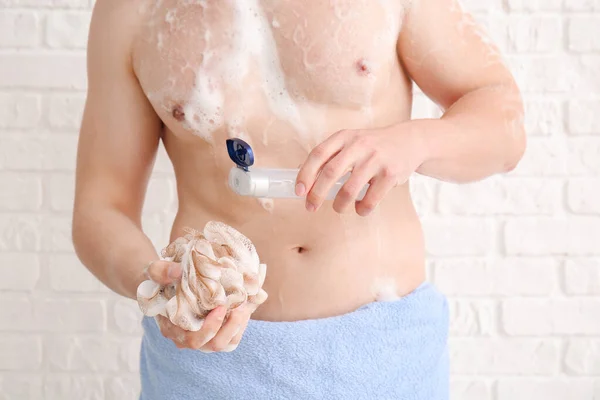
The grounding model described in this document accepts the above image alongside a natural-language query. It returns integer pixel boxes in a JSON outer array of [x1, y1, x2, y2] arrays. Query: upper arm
[[398, 0, 516, 110], [74, 0, 162, 221]]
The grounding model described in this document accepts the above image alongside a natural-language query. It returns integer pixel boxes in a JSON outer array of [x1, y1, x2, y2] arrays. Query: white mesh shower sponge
[[136, 221, 268, 331]]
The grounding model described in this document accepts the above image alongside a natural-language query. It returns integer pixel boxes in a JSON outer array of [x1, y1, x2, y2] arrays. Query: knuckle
[[203, 328, 218, 343], [207, 341, 224, 352], [152, 260, 169, 274], [189, 329, 213, 349], [307, 193, 323, 205], [312, 145, 327, 160], [361, 199, 377, 212], [381, 166, 395, 179], [340, 183, 359, 198], [233, 310, 247, 323], [366, 150, 380, 162], [352, 136, 369, 148], [322, 165, 338, 180], [186, 332, 203, 347], [232, 323, 244, 337], [207, 314, 225, 329], [339, 129, 355, 138], [186, 337, 201, 349]]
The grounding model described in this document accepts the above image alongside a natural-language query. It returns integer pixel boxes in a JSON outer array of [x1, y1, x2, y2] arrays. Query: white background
[[0, 0, 599, 399]]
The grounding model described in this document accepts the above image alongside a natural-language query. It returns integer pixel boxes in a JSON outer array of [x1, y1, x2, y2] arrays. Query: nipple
[[355, 58, 372, 76], [172, 104, 185, 121]]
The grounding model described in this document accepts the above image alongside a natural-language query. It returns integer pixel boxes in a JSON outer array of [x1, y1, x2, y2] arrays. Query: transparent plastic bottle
[[225, 137, 369, 200], [228, 167, 369, 200]]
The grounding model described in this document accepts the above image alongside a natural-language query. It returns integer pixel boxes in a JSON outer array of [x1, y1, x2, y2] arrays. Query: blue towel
[[139, 281, 449, 400]]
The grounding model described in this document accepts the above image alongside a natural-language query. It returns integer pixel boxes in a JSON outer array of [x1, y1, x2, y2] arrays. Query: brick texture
[[0, 1, 598, 399]]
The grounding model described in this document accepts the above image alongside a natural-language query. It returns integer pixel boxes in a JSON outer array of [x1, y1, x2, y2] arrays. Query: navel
[[292, 246, 308, 254]]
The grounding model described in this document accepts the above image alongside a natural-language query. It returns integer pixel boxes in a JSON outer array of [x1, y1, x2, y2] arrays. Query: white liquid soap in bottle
[[226, 138, 369, 200]]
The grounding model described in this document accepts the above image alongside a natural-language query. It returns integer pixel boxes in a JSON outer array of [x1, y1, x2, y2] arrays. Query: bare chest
[[133, 0, 408, 144]]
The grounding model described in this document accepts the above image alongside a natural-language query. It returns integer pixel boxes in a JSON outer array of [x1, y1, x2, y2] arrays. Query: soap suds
[[146, 1, 411, 147], [182, 74, 225, 142], [157, 32, 165, 50], [231, 1, 310, 144], [372, 277, 400, 302], [261, 117, 276, 146], [332, 0, 355, 21], [257, 198, 275, 212], [406, 0, 504, 70], [164, 1, 311, 145]]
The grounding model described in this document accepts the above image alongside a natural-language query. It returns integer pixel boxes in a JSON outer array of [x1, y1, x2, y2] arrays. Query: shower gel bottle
[[226, 138, 369, 201]]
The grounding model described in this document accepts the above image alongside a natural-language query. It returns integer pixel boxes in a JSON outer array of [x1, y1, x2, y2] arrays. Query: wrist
[[397, 119, 439, 168]]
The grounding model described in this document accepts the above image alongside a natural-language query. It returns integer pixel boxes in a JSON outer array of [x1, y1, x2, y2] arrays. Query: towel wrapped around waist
[[139, 281, 449, 400]]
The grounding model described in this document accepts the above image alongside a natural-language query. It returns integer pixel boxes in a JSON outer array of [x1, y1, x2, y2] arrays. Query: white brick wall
[[0, 1, 599, 399]]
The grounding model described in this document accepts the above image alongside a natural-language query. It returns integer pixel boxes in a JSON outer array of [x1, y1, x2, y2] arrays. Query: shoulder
[[88, 0, 147, 59]]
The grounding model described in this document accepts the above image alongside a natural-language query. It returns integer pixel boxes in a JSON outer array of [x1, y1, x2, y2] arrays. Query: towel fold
[[139, 281, 449, 400]]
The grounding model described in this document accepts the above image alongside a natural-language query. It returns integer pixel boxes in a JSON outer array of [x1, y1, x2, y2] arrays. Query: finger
[[156, 315, 188, 345], [203, 306, 249, 352], [227, 303, 257, 351], [355, 172, 397, 217], [306, 148, 361, 212], [295, 131, 349, 197], [186, 306, 227, 350], [228, 318, 249, 349], [145, 260, 182, 285], [332, 156, 379, 214]]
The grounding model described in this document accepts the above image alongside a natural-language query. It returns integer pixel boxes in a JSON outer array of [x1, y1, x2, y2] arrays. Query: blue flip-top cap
[[226, 138, 254, 171]]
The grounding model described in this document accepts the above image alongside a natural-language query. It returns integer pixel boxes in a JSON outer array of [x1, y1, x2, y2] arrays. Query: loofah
[[136, 221, 268, 331]]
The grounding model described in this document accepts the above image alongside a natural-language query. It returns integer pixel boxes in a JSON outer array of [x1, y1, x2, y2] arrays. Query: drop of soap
[[257, 198, 274, 213], [372, 277, 400, 301]]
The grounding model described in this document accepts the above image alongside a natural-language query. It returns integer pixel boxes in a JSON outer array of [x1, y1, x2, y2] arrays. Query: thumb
[[145, 260, 182, 285]]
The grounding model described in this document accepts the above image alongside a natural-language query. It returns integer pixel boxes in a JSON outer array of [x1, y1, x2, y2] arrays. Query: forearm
[[412, 84, 526, 183], [72, 206, 158, 300]]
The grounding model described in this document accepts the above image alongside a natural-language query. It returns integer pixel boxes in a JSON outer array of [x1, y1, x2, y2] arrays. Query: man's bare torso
[[131, 0, 425, 321]]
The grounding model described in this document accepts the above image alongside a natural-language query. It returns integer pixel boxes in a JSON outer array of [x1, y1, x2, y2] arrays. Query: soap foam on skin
[[452, 1, 505, 69], [372, 277, 400, 302], [152, 0, 312, 146], [232, 0, 310, 145], [407, 0, 505, 71], [145, 0, 413, 149], [149, 1, 407, 141], [182, 74, 225, 142], [257, 198, 275, 213]]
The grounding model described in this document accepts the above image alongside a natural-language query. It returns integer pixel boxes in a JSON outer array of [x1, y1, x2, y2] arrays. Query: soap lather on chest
[[141, 1, 402, 142]]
